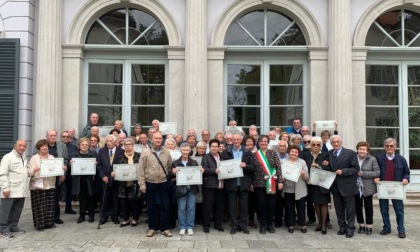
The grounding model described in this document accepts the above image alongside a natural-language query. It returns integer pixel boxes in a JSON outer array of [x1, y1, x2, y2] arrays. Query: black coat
[[202, 153, 224, 189], [97, 146, 124, 186], [301, 151, 330, 194], [170, 157, 200, 195], [68, 150, 98, 195], [220, 146, 255, 191], [116, 152, 141, 198]]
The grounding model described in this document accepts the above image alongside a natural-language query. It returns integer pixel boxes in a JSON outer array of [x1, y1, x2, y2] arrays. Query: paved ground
[[0, 199, 419, 252]]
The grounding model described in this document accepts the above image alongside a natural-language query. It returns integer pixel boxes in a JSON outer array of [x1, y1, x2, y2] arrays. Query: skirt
[[30, 189, 55, 230]]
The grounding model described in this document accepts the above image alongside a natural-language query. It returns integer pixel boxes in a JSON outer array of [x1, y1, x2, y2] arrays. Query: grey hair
[[303, 135, 312, 141], [123, 138, 135, 145], [106, 134, 117, 142], [196, 141, 206, 149], [278, 140, 288, 149], [165, 138, 176, 145], [291, 134, 302, 140], [329, 135, 341, 143], [232, 133, 243, 140], [180, 143, 191, 152], [384, 138, 397, 147], [311, 136, 322, 145]]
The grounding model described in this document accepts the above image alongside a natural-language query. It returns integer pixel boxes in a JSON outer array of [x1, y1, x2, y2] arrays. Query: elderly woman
[[186, 135, 197, 156], [165, 138, 177, 150], [301, 137, 331, 234], [214, 132, 225, 143], [111, 138, 142, 227], [68, 138, 98, 223], [174, 133, 183, 148], [290, 134, 303, 150], [195, 141, 207, 156], [27, 139, 66, 231], [253, 135, 283, 234], [279, 132, 290, 143], [355, 141, 380, 235], [171, 143, 204, 236], [114, 120, 128, 136], [132, 123, 142, 143], [312, 122, 338, 153], [89, 135, 101, 153], [244, 136, 257, 154]]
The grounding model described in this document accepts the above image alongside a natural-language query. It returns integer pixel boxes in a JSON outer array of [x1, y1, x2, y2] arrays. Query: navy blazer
[[97, 146, 124, 186], [220, 146, 255, 191], [377, 153, 410, 182]]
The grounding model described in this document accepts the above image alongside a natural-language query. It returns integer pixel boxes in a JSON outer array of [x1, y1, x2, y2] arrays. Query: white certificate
[[71, 158, 96, 175], [268, 140, 279, 152], [133, 144, 143, 153], [113, 164, 138, 181], [160, 122, 177, 135], [309, 168, 336, 189], [40, 158, 65, 177], [281, 160, 301, 183], [217, 159, 243, 179], [169, 150, 182, 161], [191, 156, 202, 166], [315, 120, 335, 136], [176, 166, 202, 185], [377, 181, 406, 200], [98, 126, 114, 138], [225, 126, 243, 135]]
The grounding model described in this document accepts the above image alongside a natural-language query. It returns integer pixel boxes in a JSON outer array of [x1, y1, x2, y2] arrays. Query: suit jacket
[[220, 146, 255, 191], [327, 147, 359, 197], [97, 146, 124, 186]]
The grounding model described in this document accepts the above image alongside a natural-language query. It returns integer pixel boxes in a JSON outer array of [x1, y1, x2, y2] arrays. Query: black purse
[[128, 183, 145, 200], [86, 176, 101, 196], [174, 186, 188, 198]]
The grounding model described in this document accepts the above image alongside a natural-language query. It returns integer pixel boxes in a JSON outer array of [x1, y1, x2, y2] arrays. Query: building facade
[[0, 0, 419, 190]]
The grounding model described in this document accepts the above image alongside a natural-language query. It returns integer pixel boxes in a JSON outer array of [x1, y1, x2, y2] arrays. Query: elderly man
[[117, 132, 126, 148], [0, 140, 29, 238], [45, 129, 67, 224], [97, 135, 124, 225], [60, 131, 78, 215], [139, 132, 173, 237], [268, 130, 277, 141], [201, 130, 211, 153], [301, 135, 312, 156], [151, 119, 160, 132], [326, 135, 359, 238], [299, 134, 316, 226], [275, 140, 288, 228], [81, 113, 99, 138], [301, 126, 310, 136], [138, 133, 149, 149], [147, 128, 156, 147], [221, 134, 255, 234], [375, 138, 410, 239], [67, 128, 78, 145]]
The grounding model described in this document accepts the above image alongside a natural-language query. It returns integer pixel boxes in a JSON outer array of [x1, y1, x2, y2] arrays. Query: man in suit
[[221, 133, 255, 235], [97, 134, 124, 225], [327, 135, 359, 238]]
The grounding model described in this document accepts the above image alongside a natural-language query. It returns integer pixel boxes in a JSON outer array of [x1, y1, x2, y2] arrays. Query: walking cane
[[97, 183, 108, 229]]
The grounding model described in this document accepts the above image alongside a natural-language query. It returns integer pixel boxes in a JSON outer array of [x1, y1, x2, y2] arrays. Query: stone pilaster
[[33, 0, 62, 139], [184, 0, 207, 135]]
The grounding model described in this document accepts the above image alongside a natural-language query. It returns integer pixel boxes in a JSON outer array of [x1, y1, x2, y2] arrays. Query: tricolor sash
[[256, 149, 277, 194]]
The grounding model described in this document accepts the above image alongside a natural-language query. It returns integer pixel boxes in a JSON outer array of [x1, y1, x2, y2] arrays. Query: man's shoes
[[305, 220, 315, 226], [120, 221, 130, 227], [380, 229, 391, 235], [242, 228, 250, 234], [65, 209, 77, 215], [55, 219, 64, 224], [214, 226, 224, 232], [358, 226, 365, 234], [77, 216, 85, 223], [179, 229, 186, 235], [0, 232, 14, 239], [162, 230, 172, 237], [187, 229, 194, 236], [398, 232, 406, 239], [259, 225, 266, 234], [337, 229, 346, 235], [288, 227, 294, 233], [249, 220, 257, 228], [112, 219, 120, 224], [365, 227, 372, 235], [267, 224, 275, 233], [301, 227, 307, 233], [88, 216, 94, 223], [203, 227, 210, 233], [147, 229, 156, 237], [230, 228, 237, 234], [346, 233, 354, 238], [10, 228, 25, 234], [99, 219, 107, 225]]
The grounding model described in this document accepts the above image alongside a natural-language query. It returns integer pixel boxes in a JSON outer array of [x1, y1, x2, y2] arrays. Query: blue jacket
[[376, 153, 410, 182], [286, 126, 301, 135]]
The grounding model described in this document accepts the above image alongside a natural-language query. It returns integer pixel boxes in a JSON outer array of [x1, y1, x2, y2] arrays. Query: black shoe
[[230, 228, 237, 234], [120, 221, 130, 227], [112, 219, 120, 224], [380, 229, 391, 235], [305, 220, 315, 226], [267, 224, 275, 233], [65, 209, 77, 215], [322, 229, 327, 235], [346, 233, 354, 238], [259, 225, 266, 234], [88, 216, 94, 223], [242, 228, 250, 234], [365, 227, 372, 235], [358, 226, 365, 234], [99, 219, 107, 225], [288, 227, 294, 233], [214, 226, 224, 232], [131, 220, 138, 227], [337, 229, 346, 235], [249, 220, 257, 229], [77, 216, 85, 223], [315, 225, 321, 232], [55, 219, 64, 224], [398, 232, 406, 238], [301, 227, 307, 233], [203, 227, 210, 233]]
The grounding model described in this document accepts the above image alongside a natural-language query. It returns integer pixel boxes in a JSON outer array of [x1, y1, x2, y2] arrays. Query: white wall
[[62, 0, 88, 43]]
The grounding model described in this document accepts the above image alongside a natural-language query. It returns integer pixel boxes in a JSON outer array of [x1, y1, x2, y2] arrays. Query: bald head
[[14, 140, 27, 155], [46, 130, 57, 145]]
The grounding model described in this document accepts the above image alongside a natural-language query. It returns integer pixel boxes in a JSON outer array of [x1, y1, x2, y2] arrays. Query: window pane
[[131, 107, 164, 127], [270, 65, 303, 84], [365, 86, 398, 105], [134, 22, 169, 45], [128, 9, 155, 41], [85, 21, 120, 44], [131, 65, 165, 84], [366, 107, 399, 127], [409, 129, 420, 148], [271, 23, 306, 46], [88, 106, 122, 126], [270, 86, 302, 105], [403, 10, 420, 46], [409, 150, 420, 169], [224, 22, 259, 46], [366, 128, 399, 148], [409, 107, 420, 127], [88, 85, 122, 105], [365, 65, 398, 84], [237, 10, 264, 45], [266, 11, 292, 45], [227, 107, 260, 126], [227, 65, 260, 84], [89, 64, 123, 84], [270, 107, 302, 127], [366, 10, 402, 46], [227, 86, 260, 105], [131, 86, 164, 105]]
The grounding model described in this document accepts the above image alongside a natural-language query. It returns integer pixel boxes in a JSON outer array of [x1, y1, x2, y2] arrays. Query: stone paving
[[0, 199, 419, 252]]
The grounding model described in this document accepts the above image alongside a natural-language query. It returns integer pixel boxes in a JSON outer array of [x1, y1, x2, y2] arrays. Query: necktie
[[333, 150, 337, 158], [109, 150, 113, 156]]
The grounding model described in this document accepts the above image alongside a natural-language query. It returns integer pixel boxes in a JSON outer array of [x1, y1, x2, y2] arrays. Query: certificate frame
[[377, 181, 406, 200], [268, 140, 279, 152], [169, 150, 182, 161], [217, 159, 243, 179], [71, 158, 96, 175], [176, 166, 202, 185], [133, 144, 143, 153], [160, 122, 177, 135], [315, 120, 335, 136], [40, 158, 65, 177], [309, 168, 336, 189], [225, 126, 243, 135], [191, 156, 202, 166], [281, 160, 301, 183], [113, 164, 138, 181], [98, 126, 114, 138]]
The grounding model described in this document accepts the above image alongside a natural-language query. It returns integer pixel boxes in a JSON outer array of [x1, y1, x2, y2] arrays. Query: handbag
[[128, 183, 145, 200], [174, 186, 188, 198], [86, 176, 101, 196]]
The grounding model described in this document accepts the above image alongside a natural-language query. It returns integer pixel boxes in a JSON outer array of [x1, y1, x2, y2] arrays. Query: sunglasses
[[304, 141, 311, 144], [61, 136, 69, 138], [312, 144, 321, 147]]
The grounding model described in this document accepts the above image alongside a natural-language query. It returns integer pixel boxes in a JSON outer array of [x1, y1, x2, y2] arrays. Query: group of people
[[0, 115, 410, 240]]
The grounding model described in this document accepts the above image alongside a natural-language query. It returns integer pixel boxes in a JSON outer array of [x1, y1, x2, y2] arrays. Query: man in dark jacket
[[220, 134, 255, 234], [376, 138, 410, 239]]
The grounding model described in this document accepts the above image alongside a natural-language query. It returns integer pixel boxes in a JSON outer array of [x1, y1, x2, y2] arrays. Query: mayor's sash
[[255, 150, 277, 194]]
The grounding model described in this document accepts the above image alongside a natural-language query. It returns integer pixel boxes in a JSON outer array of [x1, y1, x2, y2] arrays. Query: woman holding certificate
[[253, 135, 283, 234], [283, 145, 309, 233], [27, 139, 66, 231]]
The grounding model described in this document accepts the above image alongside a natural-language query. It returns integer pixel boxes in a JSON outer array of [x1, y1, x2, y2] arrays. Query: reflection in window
[[224, 9, 306, 46]]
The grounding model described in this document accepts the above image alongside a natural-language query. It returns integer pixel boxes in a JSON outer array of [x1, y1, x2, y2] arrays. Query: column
[[184, 0, 207, 134], [328, 0, 353, 147], [33, 0, 62, 139]]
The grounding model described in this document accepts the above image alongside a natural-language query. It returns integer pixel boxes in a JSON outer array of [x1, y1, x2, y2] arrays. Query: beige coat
[[138, 147, 172, 190], [0, 149, 30, 198], [27, 154, 57, 190]]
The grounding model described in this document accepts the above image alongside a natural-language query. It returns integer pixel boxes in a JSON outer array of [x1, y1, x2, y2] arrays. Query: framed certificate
[[315, 120, 335, 136], [309, 168, 336, 189], [191, 156, 202, 166], [225, 126, 243, 135], [40, 158, 65, 177], [113, 164, 138, 181], [160, 122, 177, 135], [133, 144, 143, 153], [377, 181, 406, 200], [98, 126, 114, 138], [176, 166, 202, 185], [71, 158, 96, 175], [268, 140, 279, 152], [217, 159, 243, 179], [281, 160, 301, 183], [169, 150, 182, 161]]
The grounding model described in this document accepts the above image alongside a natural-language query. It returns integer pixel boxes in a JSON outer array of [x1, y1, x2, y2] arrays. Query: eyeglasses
[[312, 144, 321, 147], [304, 141, 311, 143], [385, 145, 395, 148], [124, 143, 133, 146], [61, 136, 69, 138]]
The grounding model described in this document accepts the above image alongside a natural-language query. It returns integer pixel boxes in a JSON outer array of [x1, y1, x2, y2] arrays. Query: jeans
[[177, 189, 196, 229], [379, 199, 405, 233], [146, 181, 170, 231]]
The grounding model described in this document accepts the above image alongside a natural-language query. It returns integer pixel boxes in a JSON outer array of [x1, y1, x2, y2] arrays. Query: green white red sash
[[256, 149, 277, 193]]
